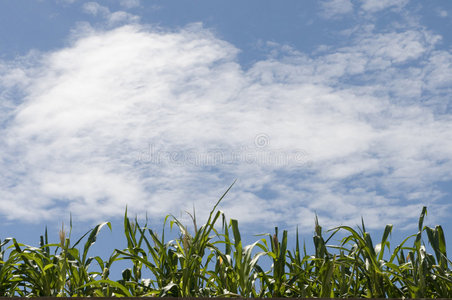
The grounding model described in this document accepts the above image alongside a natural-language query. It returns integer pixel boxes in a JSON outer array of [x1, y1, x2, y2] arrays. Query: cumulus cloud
[[1, 20, 452, 232]]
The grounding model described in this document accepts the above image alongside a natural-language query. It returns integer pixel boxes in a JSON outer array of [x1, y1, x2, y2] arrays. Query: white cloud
[[82, 2, 139, 26], [119, 0, 140, 9], [320, 0, 354, 18], [360, 0, 410, 13], [319, 0, 410, 17], [319, 29, 439, 77], [1, 22, 452, 232], [424, 51, 452, 91], [438, 9, 448, 18], [82, 2, 105, 15], [56, 0, 78, 3]]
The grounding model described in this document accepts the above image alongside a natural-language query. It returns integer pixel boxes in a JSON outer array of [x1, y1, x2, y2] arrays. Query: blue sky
[[1, 0, 452, 261]]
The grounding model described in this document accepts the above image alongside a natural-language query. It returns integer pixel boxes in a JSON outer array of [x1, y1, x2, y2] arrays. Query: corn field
[[1, 184, 451, 297]]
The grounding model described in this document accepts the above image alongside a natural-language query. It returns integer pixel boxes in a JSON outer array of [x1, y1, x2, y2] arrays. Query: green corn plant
[[310, 215, 336, 297], [1, 187, 452, 298], [0, 238, 20, 296], [63, 220, 116, 297], [73, 218, 148, 297], [329, 219, 396, 298], [208, 217, 266, 297], [9, 228, 69, 296], [167, 185, 232, 297], [115, 213, 180, 297], [109, 209, 155, 296], [398, 207, 452, 298], [381, 206, 438, 298], [285, 227, 316, 297], [116, 180, 236, 297], [141, 223, 180, 296], [257, 227, 289, 297], [424, 223, 452, 297], [8, 219, 113, 297]]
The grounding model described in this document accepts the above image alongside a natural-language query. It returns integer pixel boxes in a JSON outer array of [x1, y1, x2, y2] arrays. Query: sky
[[1, 0, 452, 261]]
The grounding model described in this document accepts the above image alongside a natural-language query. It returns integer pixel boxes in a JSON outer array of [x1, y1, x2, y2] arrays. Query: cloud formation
[[320, 0, 410, 18], [1, 14, 452, 231], [320, 0, 353, 18], [82, 2, 140, 26], [119, 0, 140, 9], [360, 0, 409, 13]]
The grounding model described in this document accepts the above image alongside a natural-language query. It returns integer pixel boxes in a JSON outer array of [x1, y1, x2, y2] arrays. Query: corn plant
[[8, 220, 113, 297], [208, 217, 266, 297], [0, 237, 20, 296], [0, 179, 451, 299]]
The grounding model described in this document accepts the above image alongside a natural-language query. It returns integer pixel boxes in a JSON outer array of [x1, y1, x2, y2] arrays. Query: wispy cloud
[[82, 2, 140, 26], [437, 9, 448, 18], [359, 0, 410, 13], [320, 0, 410, 18], [320, 0, 353, 19], [1, 12, 451, 231], [119, 0, 140, 9]]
